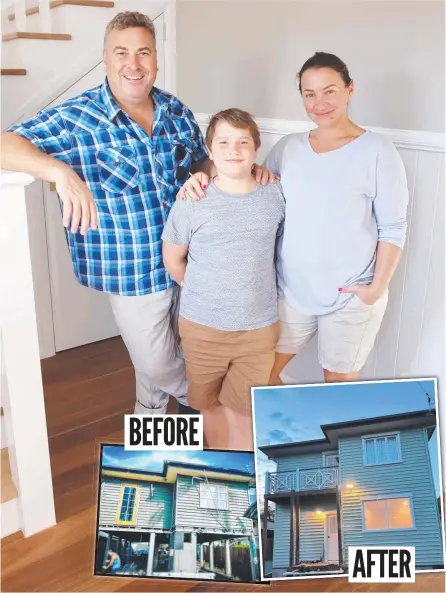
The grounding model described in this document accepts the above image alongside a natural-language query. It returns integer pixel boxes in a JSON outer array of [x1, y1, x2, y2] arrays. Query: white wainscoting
[[196, 114, 445, 391]]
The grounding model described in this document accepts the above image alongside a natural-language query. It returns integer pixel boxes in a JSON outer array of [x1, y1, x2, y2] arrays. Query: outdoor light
[[345, 482, 354, 489]]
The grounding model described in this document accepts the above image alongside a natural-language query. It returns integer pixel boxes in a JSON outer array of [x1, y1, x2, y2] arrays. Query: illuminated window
[[199, 483, 229, 510], [362, 433, 401, 466], [116, 485, 139, 524], [363, 497, 414, 530]]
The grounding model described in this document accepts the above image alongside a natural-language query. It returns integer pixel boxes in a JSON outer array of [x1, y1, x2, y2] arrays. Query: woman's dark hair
[[297, 52, 352, 93]]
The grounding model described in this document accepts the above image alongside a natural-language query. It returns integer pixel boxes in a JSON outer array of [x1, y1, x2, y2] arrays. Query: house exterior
[[260, 410, 444, 577], [97, 461, 258, 580]]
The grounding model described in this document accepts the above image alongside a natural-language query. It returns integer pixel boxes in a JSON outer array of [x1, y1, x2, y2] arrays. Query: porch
[[262, 487, 343, 578]]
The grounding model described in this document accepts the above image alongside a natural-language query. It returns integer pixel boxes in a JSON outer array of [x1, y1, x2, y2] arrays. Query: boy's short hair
[[205, 108, 261, 150]]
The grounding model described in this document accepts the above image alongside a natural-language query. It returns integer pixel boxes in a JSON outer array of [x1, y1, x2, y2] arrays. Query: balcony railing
[[299, 466, 339, 491], [266, 467, 339, 495]]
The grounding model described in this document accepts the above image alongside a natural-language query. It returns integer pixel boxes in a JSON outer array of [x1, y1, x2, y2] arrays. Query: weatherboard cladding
[[339, 427, 444, 567], [276, 451, 326, 473], [273, 451, 332, 568], [174, 475, 253, 534], [299, 498, 337, 562], [272, 501, 291, 569], [272, 496, 338, 568], [99, 477, 173, 530]]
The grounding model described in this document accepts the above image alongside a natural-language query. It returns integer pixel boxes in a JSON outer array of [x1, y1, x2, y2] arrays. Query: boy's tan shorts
[[276, 291, 388, 374], [178, 316, 280, 415]]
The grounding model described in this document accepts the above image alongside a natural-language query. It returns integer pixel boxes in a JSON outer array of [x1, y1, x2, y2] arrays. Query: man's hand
[[252, 164, 279, 185], [177, 171, 210, 201], [176, 165, 278, 202], [53, 166, 98, 235], [339, 284, 384, 306]]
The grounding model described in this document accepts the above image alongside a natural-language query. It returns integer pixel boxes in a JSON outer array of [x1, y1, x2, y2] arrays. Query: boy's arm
[[162, 243, 189, 285]]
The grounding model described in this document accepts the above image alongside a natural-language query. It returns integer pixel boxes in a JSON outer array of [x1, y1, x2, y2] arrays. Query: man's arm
[[162, 242, 189, 285], [1, 132, 97, 235], [191, 157, 214, 177]]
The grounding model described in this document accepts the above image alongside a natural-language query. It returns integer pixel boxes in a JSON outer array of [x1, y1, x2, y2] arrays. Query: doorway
[[324, 512, 339, 562]]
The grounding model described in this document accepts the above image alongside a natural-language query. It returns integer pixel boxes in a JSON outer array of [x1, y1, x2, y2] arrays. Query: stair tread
[[1, 69, 27, 75], [8, 0, 114, 21], [2, 32, 72, 42]]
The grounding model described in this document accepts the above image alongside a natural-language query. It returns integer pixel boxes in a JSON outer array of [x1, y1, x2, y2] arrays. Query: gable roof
[[102, 461, 254, 484], [260, 409, 436, 459]]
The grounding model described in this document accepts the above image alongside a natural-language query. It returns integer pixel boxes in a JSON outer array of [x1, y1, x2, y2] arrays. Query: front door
[[325, 513, 339, 562]]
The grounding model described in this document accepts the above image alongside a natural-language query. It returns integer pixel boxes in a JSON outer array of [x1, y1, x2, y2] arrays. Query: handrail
[[5, 58, 103, 130], [0, 171, 34, 187]]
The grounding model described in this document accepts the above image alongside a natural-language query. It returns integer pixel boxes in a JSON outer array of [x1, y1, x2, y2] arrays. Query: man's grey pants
[[109, 287, 188, 414]]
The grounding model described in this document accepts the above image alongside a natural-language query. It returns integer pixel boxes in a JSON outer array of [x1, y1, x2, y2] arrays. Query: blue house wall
[[339, 427, 443, 567]]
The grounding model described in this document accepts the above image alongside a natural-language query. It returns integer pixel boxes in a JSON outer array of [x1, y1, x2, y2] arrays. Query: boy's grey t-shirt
[[263, 130, 408, 315], [162, 180, 285, 331]]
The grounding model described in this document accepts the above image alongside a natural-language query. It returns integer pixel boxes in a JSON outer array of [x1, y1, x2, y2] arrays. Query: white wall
[[181, 1, 445, 403], [177, 0, 445, 132]]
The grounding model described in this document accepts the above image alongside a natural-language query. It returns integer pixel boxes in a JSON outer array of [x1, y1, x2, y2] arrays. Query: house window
[[363, 497, 414, 530], [199, 483, 229, 510], [117, 485, 138, 524], [362, 433, 401, 466], [248, 487, 257, 505], [323, 453, 339, 467]]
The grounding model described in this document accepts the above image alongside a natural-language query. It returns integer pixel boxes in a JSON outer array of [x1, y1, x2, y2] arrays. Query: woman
[[179, 52, 408, 384]]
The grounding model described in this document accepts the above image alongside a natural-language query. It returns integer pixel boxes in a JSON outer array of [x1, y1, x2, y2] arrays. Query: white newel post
[[38, 0, 51, 32], [14, 0, 27, 31], [0, 171, 56, 537]]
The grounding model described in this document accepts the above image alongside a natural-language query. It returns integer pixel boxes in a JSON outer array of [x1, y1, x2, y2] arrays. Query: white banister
[[13, 0, 27, 31], [0, 171, 56, 537], [38, 0, 51, 32]]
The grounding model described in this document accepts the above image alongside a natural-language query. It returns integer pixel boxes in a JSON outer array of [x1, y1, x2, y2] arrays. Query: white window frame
[[361, 493, 416, 532], [361, 431, 402, 466], [322, 451, 339, 467], [248, 487, 257, 506], [199, 483, 229, 510]]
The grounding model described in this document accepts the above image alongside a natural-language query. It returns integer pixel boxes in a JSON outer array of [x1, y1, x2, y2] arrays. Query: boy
[[162, 109, 285, 450]]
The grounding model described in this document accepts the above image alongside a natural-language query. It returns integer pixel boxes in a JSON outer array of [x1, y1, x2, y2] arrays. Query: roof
[[260, 409, 436, 459], [102, 461, 254, 484]]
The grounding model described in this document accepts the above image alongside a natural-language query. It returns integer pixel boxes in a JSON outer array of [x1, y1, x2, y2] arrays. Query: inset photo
[[94, 447, 261, 583], [252, 378, 444, 580]]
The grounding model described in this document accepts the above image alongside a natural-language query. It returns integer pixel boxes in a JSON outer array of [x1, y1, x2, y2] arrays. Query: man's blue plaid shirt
[[9, 80, 208, 295]]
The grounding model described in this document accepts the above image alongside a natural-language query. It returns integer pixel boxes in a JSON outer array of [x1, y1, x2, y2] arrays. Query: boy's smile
[[209, 121, 257, 180]]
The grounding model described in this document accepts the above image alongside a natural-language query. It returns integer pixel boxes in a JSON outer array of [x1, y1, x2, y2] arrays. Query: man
[[103, 549, 121, 574], [2, 11, 272, 415]]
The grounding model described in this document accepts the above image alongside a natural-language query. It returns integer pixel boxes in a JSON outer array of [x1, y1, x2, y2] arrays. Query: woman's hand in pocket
[[339, 284, 384, 306]]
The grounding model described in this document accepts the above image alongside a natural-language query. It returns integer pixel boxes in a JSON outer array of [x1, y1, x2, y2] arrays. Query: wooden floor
[[1, 337, 445, 592]]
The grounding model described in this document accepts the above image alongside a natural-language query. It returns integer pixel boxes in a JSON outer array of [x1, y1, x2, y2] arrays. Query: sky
[[252, 379, 441, 498], [102, 446, 256, 476]]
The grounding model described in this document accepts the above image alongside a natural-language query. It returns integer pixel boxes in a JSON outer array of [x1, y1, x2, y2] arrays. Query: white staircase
[[1, 0, 169, 129]]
